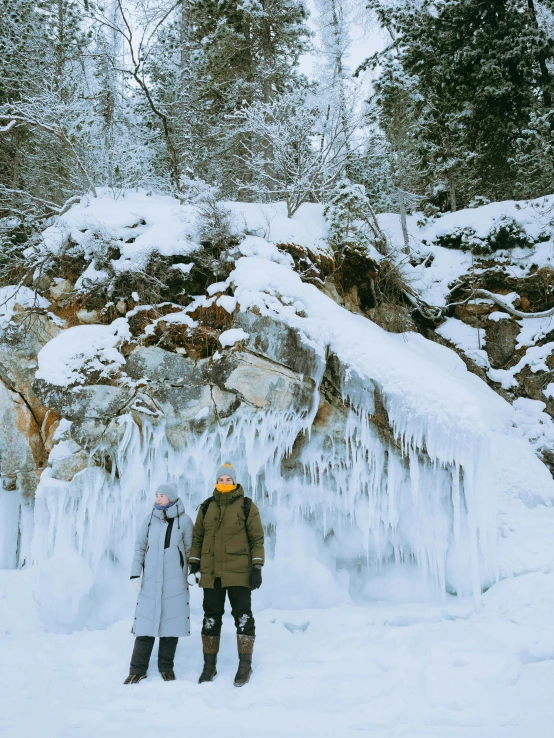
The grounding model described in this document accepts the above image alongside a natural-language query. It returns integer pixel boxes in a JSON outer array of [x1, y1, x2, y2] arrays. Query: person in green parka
[[188, 462, 265, 687]]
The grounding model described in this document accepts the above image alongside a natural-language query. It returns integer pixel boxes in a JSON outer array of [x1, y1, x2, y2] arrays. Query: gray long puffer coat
[[130, 499, 193, 637]]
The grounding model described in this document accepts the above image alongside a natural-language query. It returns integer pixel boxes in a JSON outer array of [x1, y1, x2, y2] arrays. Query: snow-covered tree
[[314, 0, 355, 173], [324, 177, 388, 256], [188, 0, 311, 192], [234, 91, 358, 216]]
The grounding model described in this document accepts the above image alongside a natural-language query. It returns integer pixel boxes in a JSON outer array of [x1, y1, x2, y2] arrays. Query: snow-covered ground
[[2, 569, 554, 738]]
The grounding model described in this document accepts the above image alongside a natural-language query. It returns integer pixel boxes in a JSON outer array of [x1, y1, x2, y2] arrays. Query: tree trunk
[[56, 0, 65, 86], [447, 168, 457, 212], [12, 139, 19, 191], [330, 0, 351, 175], [397, 187, 410, 254], [179, 0, 191, 175], [527, 0, 553, 108], [260, 0, 273, 186], [261, 0, 272, 104]]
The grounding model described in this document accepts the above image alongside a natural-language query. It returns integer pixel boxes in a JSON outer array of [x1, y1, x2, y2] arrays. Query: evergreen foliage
[[364, 0, 554, 210], [324, 177, 388, 255]]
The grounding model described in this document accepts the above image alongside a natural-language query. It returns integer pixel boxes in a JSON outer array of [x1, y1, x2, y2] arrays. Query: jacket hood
[[152, 497, 184, 519]]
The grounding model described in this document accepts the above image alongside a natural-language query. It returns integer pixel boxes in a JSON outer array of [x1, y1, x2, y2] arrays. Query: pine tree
[[324, 177, 388, 256], [0, 0, 97, 215], [365, 0, 554, 206], [188, 0, 311, 192]]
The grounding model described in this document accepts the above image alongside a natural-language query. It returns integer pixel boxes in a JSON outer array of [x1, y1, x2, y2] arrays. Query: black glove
[[249, 565, 262, 590], [189, 562, 200, 575]]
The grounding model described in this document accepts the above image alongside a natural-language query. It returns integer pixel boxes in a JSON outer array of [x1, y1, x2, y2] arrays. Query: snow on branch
[[233, 92, 362, 217], [0, 112, 97, 197], [475, 290, 554, 319], [0, 119, 16, 133]]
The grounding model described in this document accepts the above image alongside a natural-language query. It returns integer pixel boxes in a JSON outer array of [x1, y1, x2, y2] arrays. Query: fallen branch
[[474, 289, 554, 319]]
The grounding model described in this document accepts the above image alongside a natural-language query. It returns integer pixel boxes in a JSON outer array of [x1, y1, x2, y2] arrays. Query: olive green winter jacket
[[189, 485, 265, 589]]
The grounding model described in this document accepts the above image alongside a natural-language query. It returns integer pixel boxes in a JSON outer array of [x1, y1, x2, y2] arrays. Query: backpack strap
[[200, 497, 212, 517]]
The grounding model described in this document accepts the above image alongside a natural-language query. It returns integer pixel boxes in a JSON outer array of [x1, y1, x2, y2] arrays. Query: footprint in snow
[[283, 621, 310, 633]]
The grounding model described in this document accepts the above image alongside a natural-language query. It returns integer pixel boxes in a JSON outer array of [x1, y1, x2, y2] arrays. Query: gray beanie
[[155, 482, 179, 502], [216, 462, 236, 482]]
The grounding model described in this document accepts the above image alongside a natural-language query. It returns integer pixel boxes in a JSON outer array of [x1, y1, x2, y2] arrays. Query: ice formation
[[29, 356, 507, 633], [28, 339, 503, 629]]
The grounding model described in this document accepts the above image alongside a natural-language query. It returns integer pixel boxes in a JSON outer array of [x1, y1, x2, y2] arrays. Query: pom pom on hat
[[155, 482, 179, 502], [216, 462, 236, 482]]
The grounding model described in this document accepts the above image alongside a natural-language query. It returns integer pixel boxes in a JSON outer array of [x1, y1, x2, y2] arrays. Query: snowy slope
[[382, 195, 554, 308], [40, 189, 330, 262]]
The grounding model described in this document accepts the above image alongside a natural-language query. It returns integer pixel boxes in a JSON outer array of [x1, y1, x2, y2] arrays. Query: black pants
[[129, 636, 179, 676], [202, 578, 255, 637]]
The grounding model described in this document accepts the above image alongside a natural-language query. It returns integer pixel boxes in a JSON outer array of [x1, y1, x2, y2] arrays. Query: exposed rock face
[[49, 279, 74, 302], [235, 312, 324, 378], [21, 305, 407, 506], [50, 438, 89, 482], [33, 382, 134, 421], [125, 346, 197, 384], [0, 380, 44, 486], [1, 312, 318, 479], [0, 315, 60, 481], [367, 304, 417, 334], [438, 264, 554, 469], [0, 315, 60, 567], [224, 351, 315, 410], [485, 319, 520, 368]]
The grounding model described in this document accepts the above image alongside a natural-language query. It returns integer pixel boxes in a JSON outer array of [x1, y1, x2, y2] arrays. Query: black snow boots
[[233, 654, 252, 687]]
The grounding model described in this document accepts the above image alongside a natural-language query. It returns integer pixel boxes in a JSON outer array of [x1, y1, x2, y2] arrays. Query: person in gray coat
[[124, 482, 193, 684]]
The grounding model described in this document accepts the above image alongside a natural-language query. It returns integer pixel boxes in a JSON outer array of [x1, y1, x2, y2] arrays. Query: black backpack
[[200, 495, 252, 520]]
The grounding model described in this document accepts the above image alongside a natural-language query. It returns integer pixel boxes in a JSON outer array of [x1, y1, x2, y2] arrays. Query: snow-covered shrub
[[108, 251, 191, 306], [56, 228, 191, 311], [0, 221, 37, 287], [486, 216, 536, 251], [190, 199, 243, 290], [435, 216, 536, 254], [468, 195, 491, 208]]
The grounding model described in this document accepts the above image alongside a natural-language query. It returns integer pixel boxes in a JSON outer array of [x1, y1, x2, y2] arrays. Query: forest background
[[2, 0, 554, 254]]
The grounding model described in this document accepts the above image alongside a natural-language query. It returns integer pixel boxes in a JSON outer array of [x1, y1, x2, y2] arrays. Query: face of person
[[156, 493, 170, 506], [217, 474, 234, 485]]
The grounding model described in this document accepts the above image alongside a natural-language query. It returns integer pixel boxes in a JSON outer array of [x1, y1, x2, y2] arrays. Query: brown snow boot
[[198, 635, 219, 683], [234, 635, 255, 687], [124, 674, 147, 685]]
